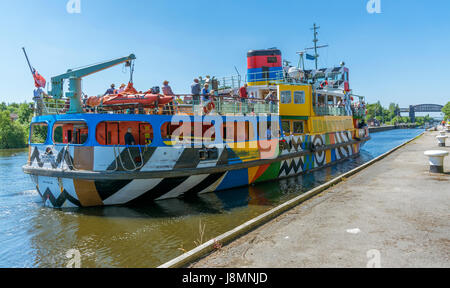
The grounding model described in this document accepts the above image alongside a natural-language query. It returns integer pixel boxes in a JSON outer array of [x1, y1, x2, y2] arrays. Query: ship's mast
[[305, 23, 328, 70]]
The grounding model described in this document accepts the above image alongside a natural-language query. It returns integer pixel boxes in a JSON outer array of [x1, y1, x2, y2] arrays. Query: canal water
[[0, 129, 424, 267]]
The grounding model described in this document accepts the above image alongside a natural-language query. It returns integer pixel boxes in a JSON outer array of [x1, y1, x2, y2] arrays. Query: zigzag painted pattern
[[27, 130, 362, 207]]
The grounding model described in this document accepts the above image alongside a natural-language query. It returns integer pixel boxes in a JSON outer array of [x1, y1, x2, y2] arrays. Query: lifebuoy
[[203, 101, 215, 114]]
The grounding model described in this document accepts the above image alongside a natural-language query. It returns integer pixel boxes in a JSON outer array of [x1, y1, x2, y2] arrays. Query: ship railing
[[94, 94, 279, 116], [352, 107, 366, 118], [313, 105, 346, 116], [213, 75, 243, 91], [34, 97, 68, 116], [245, 70, 308, 86]]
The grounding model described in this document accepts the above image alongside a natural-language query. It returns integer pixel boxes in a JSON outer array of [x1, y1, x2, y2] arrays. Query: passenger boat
[[23, 47, 370, 208]]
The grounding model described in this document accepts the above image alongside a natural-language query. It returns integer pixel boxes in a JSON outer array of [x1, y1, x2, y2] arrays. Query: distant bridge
[[400, 104, 444, 122]]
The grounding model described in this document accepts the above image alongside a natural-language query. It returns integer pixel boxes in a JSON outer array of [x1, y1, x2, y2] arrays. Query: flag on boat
[[32, 69, 46, 88], [306, 54, 316, 60]]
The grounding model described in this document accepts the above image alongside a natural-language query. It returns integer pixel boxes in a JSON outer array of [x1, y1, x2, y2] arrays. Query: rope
[[116, 145, 144, 172], [62, 144, 77, 171]]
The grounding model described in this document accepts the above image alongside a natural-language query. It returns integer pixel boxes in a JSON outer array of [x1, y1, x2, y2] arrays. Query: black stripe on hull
[[182, 172, 227, 198], [108, 147, 156, 171], [98, 147, 157, 200], [130, 177, 190, 203], [96, 180, 132, 201]]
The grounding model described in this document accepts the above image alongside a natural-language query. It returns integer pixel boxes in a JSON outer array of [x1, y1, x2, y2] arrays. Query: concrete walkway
[[191, 131, 450, 268]]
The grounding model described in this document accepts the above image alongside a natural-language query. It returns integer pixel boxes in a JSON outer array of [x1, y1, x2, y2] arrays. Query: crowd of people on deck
[[32, 75, 279, 116]]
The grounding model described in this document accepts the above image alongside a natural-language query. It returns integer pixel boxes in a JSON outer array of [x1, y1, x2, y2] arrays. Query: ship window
[[280, 91, 292, 104], [53, 121, 88, 145], [222, 121, 254, 142], [30, 123, 48, 144], [257, 121, 280, 140], [282, 121, 291, 136], [267, 56, 278, 64], [293, 121, 304, 134], [161, 122, 216, 145], [294, 91, 305, 104], [96, 121, 153, 146]]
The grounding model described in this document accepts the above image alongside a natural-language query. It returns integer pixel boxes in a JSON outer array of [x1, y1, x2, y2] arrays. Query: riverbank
[[369, 123, 418, 133], [189, 131, 449, 268]]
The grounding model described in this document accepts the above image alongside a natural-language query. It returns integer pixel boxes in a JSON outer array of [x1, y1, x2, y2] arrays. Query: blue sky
[[0, 0, 449, 108]]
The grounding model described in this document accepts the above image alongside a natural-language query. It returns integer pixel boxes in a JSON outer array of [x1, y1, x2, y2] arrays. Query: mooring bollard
[[424, 150, 449, 173], [436, 135, 448, 147]]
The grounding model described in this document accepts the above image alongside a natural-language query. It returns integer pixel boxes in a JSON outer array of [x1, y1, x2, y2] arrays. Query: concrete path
[[191, 131, 450, 268]]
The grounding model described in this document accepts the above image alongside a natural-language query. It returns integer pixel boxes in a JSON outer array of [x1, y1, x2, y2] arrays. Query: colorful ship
[[23, 41, 370, 208]]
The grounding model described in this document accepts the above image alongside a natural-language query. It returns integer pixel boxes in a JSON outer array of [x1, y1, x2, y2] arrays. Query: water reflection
[[0, 129, 424, 267]]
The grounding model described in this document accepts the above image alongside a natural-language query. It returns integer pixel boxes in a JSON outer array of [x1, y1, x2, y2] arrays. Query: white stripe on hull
[[103, 178, 163, 205], [155, 174, 210, 200]]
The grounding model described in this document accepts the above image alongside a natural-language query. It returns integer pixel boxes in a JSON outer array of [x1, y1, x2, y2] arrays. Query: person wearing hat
[[162, 80, 174, 96], [104, 84, 116, 96], [201, 83, 211, 102], [162, 80, 175, 115]]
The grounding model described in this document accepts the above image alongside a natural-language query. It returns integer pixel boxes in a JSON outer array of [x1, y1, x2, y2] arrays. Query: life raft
[[86, 82, 173, 109]]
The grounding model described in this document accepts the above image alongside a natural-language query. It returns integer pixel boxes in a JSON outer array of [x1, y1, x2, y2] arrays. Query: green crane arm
[[49, 54, 136, 114]]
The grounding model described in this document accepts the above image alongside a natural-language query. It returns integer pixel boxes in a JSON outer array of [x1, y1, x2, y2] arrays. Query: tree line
[[366, 101, 449, 126], [443, 102, 450, 121]]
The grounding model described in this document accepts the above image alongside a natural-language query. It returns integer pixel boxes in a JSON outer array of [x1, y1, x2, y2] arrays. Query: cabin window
[[294, 91, 305, 104], [257, 121, 280, 140], [280, 91, 292, 104], [30, 123, 48, 144], [161, 122, 216, 145], [293, 121, 304, 134], [96, 121, 153, 146], [53, 121, 88, 145], [222, 121, 254, 142], [267, 56, 278, 64], [282, 121, 291, 136]]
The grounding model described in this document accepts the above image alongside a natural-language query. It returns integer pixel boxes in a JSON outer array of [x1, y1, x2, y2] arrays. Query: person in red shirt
[[239, 84, 248, 103]]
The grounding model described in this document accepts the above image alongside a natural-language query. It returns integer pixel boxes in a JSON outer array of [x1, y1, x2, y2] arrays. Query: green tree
[[18, 103, 33, 124], [0, 110, 27, 149], [388, 103, 400, 121], [442, 102, 450, 121]]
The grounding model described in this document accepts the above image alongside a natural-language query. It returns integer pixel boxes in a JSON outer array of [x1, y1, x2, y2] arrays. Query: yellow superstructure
[[277, 84, 312, 117], [277, 83, 355, 135]]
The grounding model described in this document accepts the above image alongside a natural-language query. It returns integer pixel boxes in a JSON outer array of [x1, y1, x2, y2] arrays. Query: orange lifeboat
[[86, 82, 173, 109]]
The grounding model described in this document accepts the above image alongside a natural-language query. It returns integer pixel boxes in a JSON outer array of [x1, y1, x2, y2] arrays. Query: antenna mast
[[305, 23, 328, 69]]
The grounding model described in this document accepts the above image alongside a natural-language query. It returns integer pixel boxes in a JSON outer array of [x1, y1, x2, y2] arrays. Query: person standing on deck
[[239, 84, 248, 103], [124, 128, 136, 146], [201, 84, 210, 102], [117, 84, 126, 94], [162, 80, 175, 115], [33, 87, 48, 116], [104, 84, 116, 96], [248, 92, 257, 114], [191, 79, 201, 105], [265, 91, 275, 113], [238, 84, 248, 114]]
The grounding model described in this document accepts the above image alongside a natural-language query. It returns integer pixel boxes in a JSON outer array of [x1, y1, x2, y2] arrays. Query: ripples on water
[[0, 129, 424, 267]]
